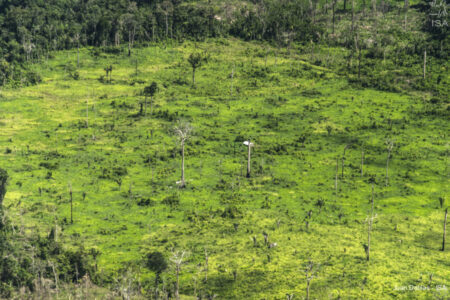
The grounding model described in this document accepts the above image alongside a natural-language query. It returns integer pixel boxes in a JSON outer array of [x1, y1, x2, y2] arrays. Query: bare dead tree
[[158, 1, 173, 40], [174, 121, 193, 188], [366, 184, 375, 261], [23, 41, 35, 62], [351, 0, 355, 32], [341, 144, 350, 179], [361, 147, 364, 177], [385, 139, 394, 186], [305, 260, 316, 300], [230, 63, 235, 96], [86, 98, 89, 128], [204, 248, 209, 283], [68, 183, 73, 224], [332, 0, 337, 34], [73, 33, 80, 68], [442, 208, 448, 251], [335, 157, 339, 199], [244, 140, 254, 178], [170, 250, 187, 300], [423, 49, 427, 79]]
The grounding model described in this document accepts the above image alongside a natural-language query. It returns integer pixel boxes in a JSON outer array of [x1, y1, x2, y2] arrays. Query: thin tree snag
[[335, 157, 339, 199], [244, 140, 254, 178], [68, 183, 73, 224], [341, 144, 350, 179], [385, 139, 394, 186], [367, 184, 375, 261], [204, 248, 209, 282], [305, 261, 315, 300], [423, 49, 427, 79], [174, 122, 192, 188], [442, 208, 448, 251], [361, 148, 364, 177], [230, 63, 235, 96]]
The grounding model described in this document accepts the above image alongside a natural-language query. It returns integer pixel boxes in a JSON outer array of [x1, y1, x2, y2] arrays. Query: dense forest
[[0, 0, 448, 87], [0, 0, 448, 299]]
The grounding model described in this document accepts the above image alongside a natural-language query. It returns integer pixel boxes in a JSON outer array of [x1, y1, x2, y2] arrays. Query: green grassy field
[[0, 38, 448, 299]]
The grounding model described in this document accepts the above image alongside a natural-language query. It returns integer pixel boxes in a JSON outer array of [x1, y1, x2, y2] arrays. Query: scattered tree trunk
[[230, 63, 235, 96], [335, 157, 339, 199], [385, 139, 394, 186], [170, 251, 187, 300], [204, 248, 209, 282], [423, 49, 427, 79], [174, 122, 192, 188], [244, 140, 254, 178], [332, 0, 336, 34], [351, 0, 355, 32], [144, 95, 148, 116], [442, 208, 448, 251], [0, 169, 8, 206], [86, 98, 89, 128], [305, 261, 315, 300], [69, 183, 73, 224], [361, 148, 364, 177], [341, 145, 350, 179], [404, 11, 407, 30], [366, 184, 375, 261]]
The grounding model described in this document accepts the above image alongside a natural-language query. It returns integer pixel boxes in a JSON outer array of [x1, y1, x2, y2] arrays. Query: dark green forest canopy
[[0, 0, 448, 92], [0, 0, 316, 57]]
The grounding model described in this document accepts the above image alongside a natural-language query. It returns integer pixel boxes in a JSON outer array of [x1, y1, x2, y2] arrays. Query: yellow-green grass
[[0, 38, 448, 299]]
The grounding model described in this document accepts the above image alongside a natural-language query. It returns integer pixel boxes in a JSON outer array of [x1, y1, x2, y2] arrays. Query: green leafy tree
[[145, 251, 168, 299], [187, 52, 204, 86], [143, 82, 158, 116]]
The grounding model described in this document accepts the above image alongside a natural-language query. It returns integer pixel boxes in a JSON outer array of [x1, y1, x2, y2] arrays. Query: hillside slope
[[0, 38, 448, 299]]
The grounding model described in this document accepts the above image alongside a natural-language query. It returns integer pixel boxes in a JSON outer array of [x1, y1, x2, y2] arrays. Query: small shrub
[[162, 193, 180, 207]]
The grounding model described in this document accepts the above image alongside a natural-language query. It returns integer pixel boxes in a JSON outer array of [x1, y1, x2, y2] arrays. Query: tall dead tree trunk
[[150, 95, 153, 115], [335, 157, 339, 199], [351, 0, 355, 32], [332, 0, 336, 34], [170, 251, 186, 300], [204, 248, 209, 282], [230, 63, 235, 96], [174, 122, 192, 188], [245, 141, 254, 178], [144, 95, 147, 116], [69, 184, 73, 224], [385, 139, 394, 186], [367, 184, 375, 261], [361, 148, 364, 177], [86, 98, 89, 128], [305, 261, 315, 300], [341, 145, 349, 179], [181, 141, 185, 187], [423, 49, 427, 79], [442, 208, 448, 251]]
